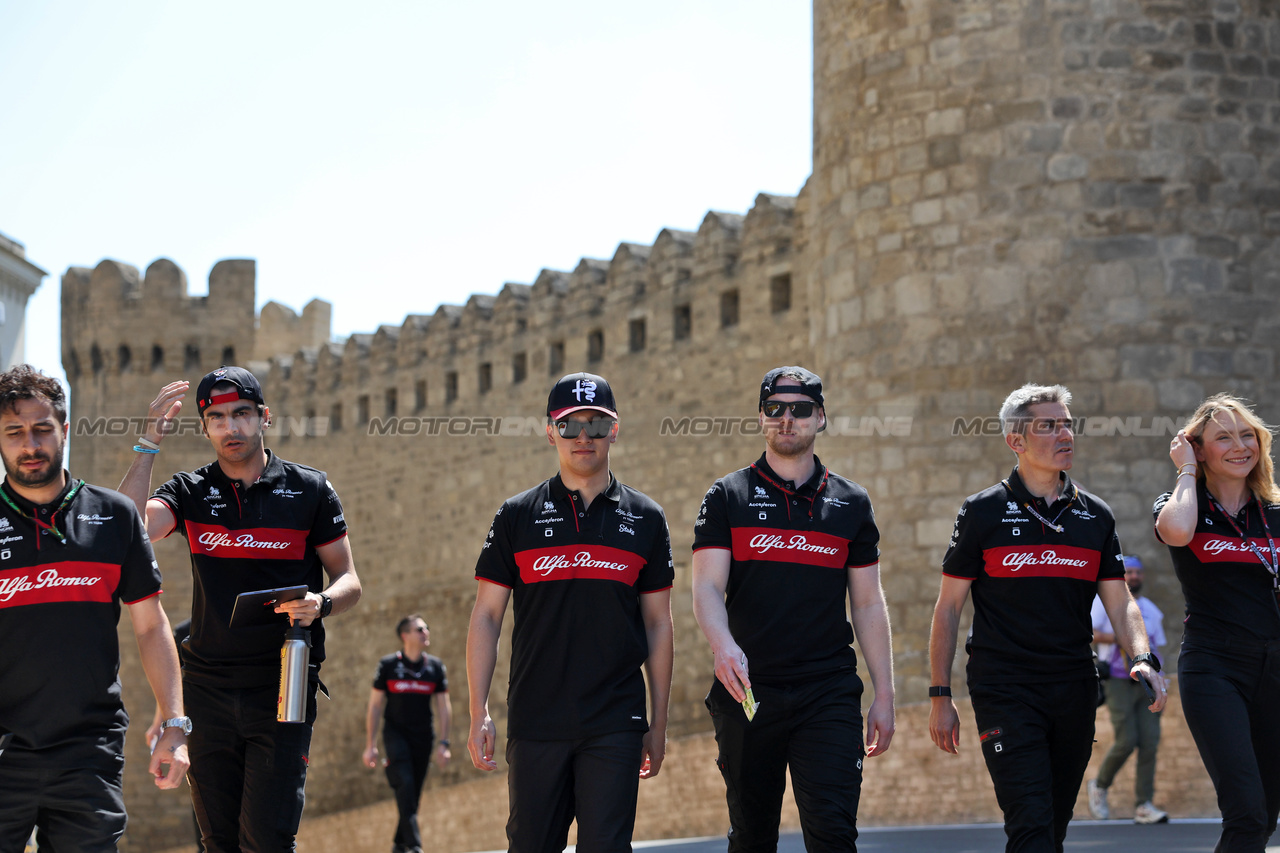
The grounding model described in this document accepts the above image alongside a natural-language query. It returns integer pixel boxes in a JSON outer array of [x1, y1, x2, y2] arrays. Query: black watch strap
[[319, 592, 333, 619], [928, 686, 952, 697], [1131, 652, 1161, 672]]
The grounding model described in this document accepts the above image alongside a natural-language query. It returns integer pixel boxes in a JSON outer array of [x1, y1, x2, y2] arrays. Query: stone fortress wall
[[59, 0, 1280, 848]]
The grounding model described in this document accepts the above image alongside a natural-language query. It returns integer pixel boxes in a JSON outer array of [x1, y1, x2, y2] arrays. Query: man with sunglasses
[[928, 383, 1167, 853], [467, 372, 674, 853], [364, 614, 451, 853], [692, 366, 895, 853]]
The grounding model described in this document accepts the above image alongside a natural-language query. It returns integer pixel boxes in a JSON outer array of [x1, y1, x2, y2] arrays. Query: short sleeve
[[437, 661, 449, 692], [639, 515, 674, 593], [372, 658, 389, 691], [941, 499, 984, 579], [118, 508, 164, 604], [151, 476, 186, 531], [308, 478, 348, 548], [474, 502, 518, 587], [1099, 522, 1124, 581], [692, 481, 731, 551], [846, 496, 880, 568], [1152, 492, 1173, 544]]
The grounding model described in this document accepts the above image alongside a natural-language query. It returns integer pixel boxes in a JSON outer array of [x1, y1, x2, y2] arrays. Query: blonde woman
[[1156, 394, 1280, 853]]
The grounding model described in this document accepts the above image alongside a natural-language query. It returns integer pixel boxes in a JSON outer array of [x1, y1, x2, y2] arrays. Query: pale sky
[[3, 1, 813, 387]]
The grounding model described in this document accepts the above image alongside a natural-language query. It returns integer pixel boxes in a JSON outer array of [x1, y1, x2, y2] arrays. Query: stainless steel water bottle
[[278, 625, 311, 723]]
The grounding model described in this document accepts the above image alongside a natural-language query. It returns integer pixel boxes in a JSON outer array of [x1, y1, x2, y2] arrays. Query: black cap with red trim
[[547, 373, 618, 421], [196, 366, 265, 414]]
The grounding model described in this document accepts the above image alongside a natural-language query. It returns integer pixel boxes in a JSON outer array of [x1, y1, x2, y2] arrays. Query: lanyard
[[0, 479, 85, 544], [1003, 478, 1077, 534], [1204, 491, 1279, 588]]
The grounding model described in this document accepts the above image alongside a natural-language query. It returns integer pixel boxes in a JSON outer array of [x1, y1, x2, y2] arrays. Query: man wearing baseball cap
[[119, 367, 362, 852], [467, 372, 674, 853], [692, 366, 896, 853]]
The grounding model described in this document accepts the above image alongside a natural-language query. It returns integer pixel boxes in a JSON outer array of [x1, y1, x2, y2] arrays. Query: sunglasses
[[555, 418, 615, 439], [762, 400, 817, 419]]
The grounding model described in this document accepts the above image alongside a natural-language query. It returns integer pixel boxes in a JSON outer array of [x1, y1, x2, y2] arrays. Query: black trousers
[[1180, 640, 1280, 853], [0, 742, 126, 853], [706, 669, 865, 853], [185, 679, 317, 853], [969, 678, 1096, 853], [506, 731, 644, 853], [383, 726, 432, 850]]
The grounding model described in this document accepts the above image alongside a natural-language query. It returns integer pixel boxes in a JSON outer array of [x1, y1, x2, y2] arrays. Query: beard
[[3, 439, 65, 491], [765, 429, 816, 459], [1128, 581, 1143, 596]]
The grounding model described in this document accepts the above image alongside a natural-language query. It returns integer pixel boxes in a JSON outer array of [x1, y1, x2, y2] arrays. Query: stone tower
[[808, 0, 1280, 685]]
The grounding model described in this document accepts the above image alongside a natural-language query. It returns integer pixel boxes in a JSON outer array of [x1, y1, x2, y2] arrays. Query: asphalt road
[[632, 820, 1233, 853]]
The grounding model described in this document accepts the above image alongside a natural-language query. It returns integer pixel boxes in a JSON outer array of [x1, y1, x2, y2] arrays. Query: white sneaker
[[1087, 779, 1110, 820], [1134, 801, 1169, 824]]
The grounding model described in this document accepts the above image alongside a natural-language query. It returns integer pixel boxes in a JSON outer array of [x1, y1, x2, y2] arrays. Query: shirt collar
[[1, 469, 76, 514], [753, 453, 827, 496], [211, 449, 283, 488], [550, 472, 621, 505], [1005, 466, 1074, 506]]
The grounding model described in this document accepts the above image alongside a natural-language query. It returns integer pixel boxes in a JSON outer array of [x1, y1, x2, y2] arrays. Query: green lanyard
[[0, 478, 84, 544]]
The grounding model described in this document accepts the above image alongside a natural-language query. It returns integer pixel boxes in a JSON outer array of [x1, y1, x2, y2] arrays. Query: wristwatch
[[928, 686, 952, 697], [1130, 652, 1161, 672], [318, 592, 333, 618], [161, 716, 194, 736]]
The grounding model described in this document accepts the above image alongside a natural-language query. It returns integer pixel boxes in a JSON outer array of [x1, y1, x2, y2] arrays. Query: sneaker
[[1087, 779, 1110, 820], [1134, 801, 1169, 824]]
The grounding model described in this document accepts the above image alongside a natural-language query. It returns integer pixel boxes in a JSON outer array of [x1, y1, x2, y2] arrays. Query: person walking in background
[[1086, 555, 1168, 824], [364, 614, 452, 853], [1157, 393, 1280, 852]]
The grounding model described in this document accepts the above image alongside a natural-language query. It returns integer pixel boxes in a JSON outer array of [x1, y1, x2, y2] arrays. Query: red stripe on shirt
[[1187, 532, 1277, 564], [982, 545, 1101, 580], [730, 527, 849, 568], [0, 561, 122, 608], [185, 521, 308, 560], [513, 544, 646, 585]]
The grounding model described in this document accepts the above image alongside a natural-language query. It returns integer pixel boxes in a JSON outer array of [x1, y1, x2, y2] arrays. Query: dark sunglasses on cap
[[762, 400, 817, 419], [555, 418, 615, 439]]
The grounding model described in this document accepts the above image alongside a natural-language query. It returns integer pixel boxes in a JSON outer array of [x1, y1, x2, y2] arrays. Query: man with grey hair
[[927, 383, 1167, 853]]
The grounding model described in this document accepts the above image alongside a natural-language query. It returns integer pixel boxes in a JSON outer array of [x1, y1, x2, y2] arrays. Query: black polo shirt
[[474, 473, 673, 740], [0, 475, 162, 753], [1154, 486, 1280, 647], [152, 450, 347, 688], [373, 651, 448, 740], [692, 453, 880, 684], [943, 467, 1125, 686]]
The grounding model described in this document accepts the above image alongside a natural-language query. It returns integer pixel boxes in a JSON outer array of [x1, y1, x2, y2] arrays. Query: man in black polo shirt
[[119, 366, 362, 853], [692, 366, 895, 853], [928, 383, 1167, 853], [467, 372, 674, 853], [0, 364, 190, 852], [363, 613, 452, 853]]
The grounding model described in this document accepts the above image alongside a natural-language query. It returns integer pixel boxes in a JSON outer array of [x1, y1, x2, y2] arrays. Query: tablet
[[229, 585, 309, 628]]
